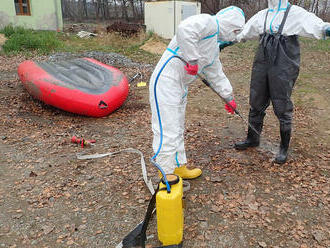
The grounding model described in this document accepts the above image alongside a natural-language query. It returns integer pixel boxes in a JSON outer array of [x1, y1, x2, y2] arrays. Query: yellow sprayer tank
[[156, 174, 183, 246]]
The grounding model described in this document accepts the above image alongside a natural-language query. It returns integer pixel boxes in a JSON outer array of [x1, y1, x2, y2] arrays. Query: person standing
[[149, 6, 245, 179], [234, 0, 330, 164]]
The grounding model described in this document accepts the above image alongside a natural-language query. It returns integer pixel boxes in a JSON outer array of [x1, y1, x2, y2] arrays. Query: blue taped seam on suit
[[175, 152, 180, 167], [269, 1, 290, 34], [151, 55, 176, 191]]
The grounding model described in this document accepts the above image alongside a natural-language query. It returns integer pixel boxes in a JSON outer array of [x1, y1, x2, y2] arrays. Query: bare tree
[[113, 0, 119, 19], [139, 0, 144, 20], [82, 0, 88, 18], [322, 0, 329, 19], [60, 0, 329, 23], [121, 0, 130, 22]]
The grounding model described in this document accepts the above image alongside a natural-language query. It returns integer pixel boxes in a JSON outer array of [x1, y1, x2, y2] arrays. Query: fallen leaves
[[0, 44, 329, 247]]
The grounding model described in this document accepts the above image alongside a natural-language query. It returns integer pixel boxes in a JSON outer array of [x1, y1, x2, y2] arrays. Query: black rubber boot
[[274, 129, 291, 164], [235, 124, 261, 150]]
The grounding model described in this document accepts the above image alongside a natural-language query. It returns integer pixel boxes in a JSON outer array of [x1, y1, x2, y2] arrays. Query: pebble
[[12, 214, 23, 219], [258, 241, 267, 248], [78, 224, 87, 230], [87, 175, 94, 180], [312, 230, 326, 244]]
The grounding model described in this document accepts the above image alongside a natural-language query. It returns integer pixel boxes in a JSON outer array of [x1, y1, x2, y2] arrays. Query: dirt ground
[[0, 39, 329, 248], [140, 38, 167, 55]]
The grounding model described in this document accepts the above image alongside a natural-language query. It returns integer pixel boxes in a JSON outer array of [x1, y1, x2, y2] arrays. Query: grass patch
[[0, 25, 161, 63], [299, 37, 330, 51], [0, 25, 63, 54], [235, 39, 258, 51], [1, 25, 27, 38]]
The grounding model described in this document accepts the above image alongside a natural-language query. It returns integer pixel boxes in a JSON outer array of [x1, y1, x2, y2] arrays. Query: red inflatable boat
[[17, 58, 129, 117]]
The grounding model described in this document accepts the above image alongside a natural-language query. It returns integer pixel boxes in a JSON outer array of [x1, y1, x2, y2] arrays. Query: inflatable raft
[[17, 58, 129, 117]]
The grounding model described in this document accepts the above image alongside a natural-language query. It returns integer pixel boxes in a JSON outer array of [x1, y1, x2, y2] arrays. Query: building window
[[14, 0, 31, 16]]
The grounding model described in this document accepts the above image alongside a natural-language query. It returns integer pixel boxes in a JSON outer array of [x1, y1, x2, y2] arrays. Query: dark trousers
[[248, 37, 300, 133]]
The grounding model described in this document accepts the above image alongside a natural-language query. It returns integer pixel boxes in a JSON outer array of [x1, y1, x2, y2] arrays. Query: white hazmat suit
[[149, 6, 245, 176], [237, 0, 330, 41]]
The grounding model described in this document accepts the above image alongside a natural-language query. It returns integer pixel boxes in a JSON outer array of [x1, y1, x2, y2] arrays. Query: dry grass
[[62, 30, 149, 50], [0, 34, 7, 46]]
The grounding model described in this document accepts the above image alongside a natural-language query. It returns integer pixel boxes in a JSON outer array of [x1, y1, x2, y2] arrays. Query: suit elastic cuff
[[224, 95, 233, 102], [323, 25, 330, 39], [188, 60, 198, 65]]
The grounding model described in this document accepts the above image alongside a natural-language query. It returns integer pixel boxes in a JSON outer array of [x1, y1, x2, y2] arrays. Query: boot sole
[[274, 158, 287, 164], [180, 174, 202, 180], [234, 144, 259, 150]]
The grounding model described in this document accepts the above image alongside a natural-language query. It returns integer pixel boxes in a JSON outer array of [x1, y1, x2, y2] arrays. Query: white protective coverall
[[237, 0, 330, 41], [149, 6, 245, 174]]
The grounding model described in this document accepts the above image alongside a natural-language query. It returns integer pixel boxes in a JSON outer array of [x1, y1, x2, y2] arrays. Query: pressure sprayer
[[116, 175, 184, 248], [156, 174, 184, 246]]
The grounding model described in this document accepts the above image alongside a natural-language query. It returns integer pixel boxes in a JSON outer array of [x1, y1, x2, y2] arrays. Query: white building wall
[[145, 1, 201, 39]]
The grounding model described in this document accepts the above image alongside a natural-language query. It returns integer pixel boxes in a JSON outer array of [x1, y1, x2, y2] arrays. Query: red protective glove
[[184, 63, 198, 75], [225, 99, 237, 114]]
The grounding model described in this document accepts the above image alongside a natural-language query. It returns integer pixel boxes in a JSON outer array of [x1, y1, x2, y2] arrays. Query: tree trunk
[[95, 0, 101, 21], [322, 0, 329, 19], [121, 0, 129, 22], [104, 0, 110, 20], [113, 0, 118, 19], [129, 0, 136, 21], [139, 0, 144, 20]]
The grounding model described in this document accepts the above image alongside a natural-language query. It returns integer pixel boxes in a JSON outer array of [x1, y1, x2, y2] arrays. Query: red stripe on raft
[[17, 58, 129, 117]]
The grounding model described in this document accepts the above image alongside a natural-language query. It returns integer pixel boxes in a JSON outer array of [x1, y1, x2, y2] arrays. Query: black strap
[[278, 4, 292, 34], [263, 4, 292, 34], [140, 187, 159, 247], [122, 186, 159, 248]]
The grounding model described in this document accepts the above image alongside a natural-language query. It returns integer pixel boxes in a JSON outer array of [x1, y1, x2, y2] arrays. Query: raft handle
[[98, 100, 108, 109]]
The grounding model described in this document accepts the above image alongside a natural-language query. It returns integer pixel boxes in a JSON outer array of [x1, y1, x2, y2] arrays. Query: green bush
[[0, 25, 63, 54]]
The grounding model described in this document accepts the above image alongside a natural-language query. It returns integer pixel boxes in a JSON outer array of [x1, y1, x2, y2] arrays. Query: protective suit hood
[[216, 6, 245, 42], [268, 0, 288, 10]]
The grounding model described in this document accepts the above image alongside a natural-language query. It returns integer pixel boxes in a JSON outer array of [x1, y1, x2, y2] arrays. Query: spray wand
[[173, 55, 261, 136]]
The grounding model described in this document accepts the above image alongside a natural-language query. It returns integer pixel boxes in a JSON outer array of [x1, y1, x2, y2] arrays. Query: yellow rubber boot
[[174, 165, 202, 179]]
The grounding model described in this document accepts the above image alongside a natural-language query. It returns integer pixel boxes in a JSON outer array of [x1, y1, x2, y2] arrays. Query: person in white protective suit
[[149, 6, 245, 179], [234, 0, 330, 164]]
